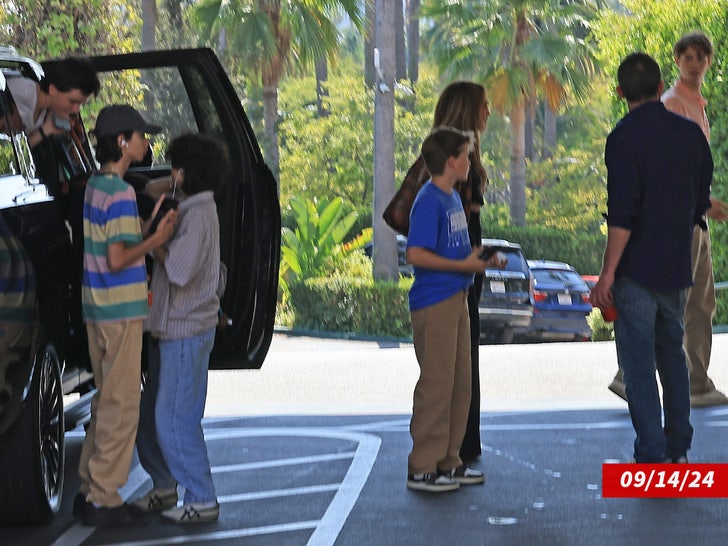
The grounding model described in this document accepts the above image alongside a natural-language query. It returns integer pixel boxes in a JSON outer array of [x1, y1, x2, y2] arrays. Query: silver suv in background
[[478, 238, 533, 344]]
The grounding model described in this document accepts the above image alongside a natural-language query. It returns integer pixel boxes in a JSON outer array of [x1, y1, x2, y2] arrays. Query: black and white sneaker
[[407, 472, 460, 492], [444, 465, 486, 485]]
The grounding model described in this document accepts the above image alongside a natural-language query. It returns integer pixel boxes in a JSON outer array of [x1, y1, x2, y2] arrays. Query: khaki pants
[[684, 224, 716, 395], [408, 291, 471, 475], [79, 320, 143, 507]]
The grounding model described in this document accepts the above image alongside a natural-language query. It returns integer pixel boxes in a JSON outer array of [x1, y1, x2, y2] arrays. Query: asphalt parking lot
[[4, 334, 728, 545]]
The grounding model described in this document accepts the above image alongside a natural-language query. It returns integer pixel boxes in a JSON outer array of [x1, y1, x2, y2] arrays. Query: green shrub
[[287, 275, 413, 339], [481, 220, 604, 276], [586, 308, 614, 341]]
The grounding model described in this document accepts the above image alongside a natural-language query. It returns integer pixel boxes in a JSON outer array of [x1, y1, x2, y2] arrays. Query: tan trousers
[[613, 224, 717, 395], [684, 223, 716, 395], [408, 291, 471, 475], [79, 320, 143, 507]]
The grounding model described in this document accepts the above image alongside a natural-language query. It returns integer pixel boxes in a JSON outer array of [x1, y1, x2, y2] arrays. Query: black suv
[[478, 238, 533, 343], [0, 47, 280, 525]]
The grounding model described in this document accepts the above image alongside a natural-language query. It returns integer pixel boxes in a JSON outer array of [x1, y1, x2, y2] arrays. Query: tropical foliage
[[279, 196, 359, 290], [191, 0, 364, 180], [421, 0, 600, 226]]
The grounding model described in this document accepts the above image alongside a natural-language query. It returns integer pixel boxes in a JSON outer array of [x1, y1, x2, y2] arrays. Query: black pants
[[460, 274, 483, 462]]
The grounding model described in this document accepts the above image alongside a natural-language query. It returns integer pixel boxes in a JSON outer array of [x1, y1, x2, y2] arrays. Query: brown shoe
[[608, 379, 627, 402], [690, 389, 728, 407]]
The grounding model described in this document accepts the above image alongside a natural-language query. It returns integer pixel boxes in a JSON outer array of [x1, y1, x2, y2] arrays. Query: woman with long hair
[[431, 82, 491, 465]]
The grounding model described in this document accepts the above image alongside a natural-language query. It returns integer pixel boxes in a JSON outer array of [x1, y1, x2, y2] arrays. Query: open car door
[[87, 48, 280, 369]]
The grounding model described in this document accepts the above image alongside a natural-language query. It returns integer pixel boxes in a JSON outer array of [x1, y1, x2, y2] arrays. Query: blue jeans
[[613, 277, 692, 463], [137, 328, 217, 504]]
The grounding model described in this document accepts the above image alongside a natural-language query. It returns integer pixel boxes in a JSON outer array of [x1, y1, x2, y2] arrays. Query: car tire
[[0, 341, 64, 525]]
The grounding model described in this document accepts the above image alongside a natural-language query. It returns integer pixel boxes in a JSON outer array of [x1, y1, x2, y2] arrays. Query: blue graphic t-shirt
[[407, 181, 473, 311]]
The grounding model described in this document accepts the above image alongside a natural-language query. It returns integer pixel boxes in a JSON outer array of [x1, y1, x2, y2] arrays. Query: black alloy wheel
[[0, 342, 64, 525]]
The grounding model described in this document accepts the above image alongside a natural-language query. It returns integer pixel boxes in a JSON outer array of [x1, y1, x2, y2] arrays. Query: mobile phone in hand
[[148, 197, 178, 234], [479, 246, 500, 260], [53, 116, 72, 131]]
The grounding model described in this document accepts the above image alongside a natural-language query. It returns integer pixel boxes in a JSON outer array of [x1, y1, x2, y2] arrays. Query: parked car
[[364, 233, 412, 276], [478, 238, 533, 343], [516, 260, 592, 342], [0, 47, 280, 525], [581, 274, 599, 291]]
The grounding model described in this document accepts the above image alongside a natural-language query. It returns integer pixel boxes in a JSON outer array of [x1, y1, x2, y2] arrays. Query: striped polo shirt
[[82, 172, 148, 322]]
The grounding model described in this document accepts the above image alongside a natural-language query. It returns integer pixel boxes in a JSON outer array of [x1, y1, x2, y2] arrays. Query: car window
[[91, 66, 215, 164], [533, 268, 584, 286], [501, 249, 528, 273], [0, 130, 16, 177], [0, 87, 21, 177]]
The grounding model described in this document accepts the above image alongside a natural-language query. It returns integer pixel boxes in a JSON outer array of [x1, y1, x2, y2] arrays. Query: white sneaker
[[161, 502, 219, 524], [446, 465, 486, 485]]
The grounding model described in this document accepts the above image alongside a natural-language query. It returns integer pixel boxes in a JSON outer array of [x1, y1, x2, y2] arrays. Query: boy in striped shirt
[[77, 105, 176, 528]]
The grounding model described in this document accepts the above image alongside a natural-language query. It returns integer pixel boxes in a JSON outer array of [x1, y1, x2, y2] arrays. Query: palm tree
[[192, 0, 364, 182], [422, 0, 599, 226]]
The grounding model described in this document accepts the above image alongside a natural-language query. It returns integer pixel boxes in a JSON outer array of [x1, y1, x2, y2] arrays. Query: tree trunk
[[525, 99, 535, 161], [141, 0, 156, 124], [406, 0, 420, 83], [543, 103, 556, 160], [141, 0, 156, 51], [364, 1, 376, 87], [315, 57, 329, 117], [509, 101, 527, 227], [395, 0, 406, 80], [373, 0, 398, 281], [262, 81, 280, 185]]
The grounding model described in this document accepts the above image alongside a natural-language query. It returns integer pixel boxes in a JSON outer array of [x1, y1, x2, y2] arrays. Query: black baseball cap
[[93, 104, 162, 137]]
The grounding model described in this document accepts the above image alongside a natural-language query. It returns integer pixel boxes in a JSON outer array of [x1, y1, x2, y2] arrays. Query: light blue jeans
[[613, 277, 692, 463], [137, 328, 217, 504]]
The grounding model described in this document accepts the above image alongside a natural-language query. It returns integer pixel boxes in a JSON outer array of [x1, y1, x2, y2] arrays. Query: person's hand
[[153, 209, 178, 243], [144, 195, 177, 239], [484, 251, 507, 270], [466, 246, 507, 273], [707, 197, 728, 222], [589, 273, 614, 311], [41, 113, 69, 138]]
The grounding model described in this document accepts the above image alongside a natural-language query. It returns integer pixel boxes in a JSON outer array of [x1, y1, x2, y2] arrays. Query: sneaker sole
[[452, 475, 486, 485], [161, 512, 219, 524], [406, 480, 460, 492]]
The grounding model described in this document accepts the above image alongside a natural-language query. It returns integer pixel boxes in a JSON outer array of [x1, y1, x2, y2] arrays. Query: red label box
[[602, 463, 728, 498]]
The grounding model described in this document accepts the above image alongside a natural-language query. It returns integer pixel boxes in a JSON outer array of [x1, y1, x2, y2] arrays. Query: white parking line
[[84, 427, 380, 546]]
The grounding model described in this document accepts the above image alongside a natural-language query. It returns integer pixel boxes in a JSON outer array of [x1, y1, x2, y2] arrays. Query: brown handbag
[[383, 155, 429, 236], [383, 155, 472, 236]]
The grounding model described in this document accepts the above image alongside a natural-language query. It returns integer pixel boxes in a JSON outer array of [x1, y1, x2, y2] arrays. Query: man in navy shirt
[[591, 52, 712, 463]]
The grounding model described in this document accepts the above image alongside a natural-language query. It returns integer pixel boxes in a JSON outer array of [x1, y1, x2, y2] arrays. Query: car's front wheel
[[0, 341, 64, 525]]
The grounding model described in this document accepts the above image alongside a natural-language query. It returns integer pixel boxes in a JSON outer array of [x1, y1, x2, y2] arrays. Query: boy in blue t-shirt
[[406, 127, 505, 492]]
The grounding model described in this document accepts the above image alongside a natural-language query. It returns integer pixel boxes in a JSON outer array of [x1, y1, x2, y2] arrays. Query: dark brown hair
[[432, 82, 488, 191], [673, 31, 713, 59]]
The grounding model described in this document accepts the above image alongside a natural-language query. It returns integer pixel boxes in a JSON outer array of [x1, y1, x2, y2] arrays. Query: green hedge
[[288, 276, 413, 339], [483, 223, 605, 276]]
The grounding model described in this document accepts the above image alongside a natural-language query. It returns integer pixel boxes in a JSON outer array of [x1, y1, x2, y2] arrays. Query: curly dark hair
[[165, 133, 229, 196]]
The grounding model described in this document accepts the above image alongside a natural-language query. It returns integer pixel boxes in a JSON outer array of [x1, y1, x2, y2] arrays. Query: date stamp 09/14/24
[[602, 464, 728, 498]]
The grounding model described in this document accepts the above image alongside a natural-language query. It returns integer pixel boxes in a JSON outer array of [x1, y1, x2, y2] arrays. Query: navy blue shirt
[[605, 101, 712, 291]]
